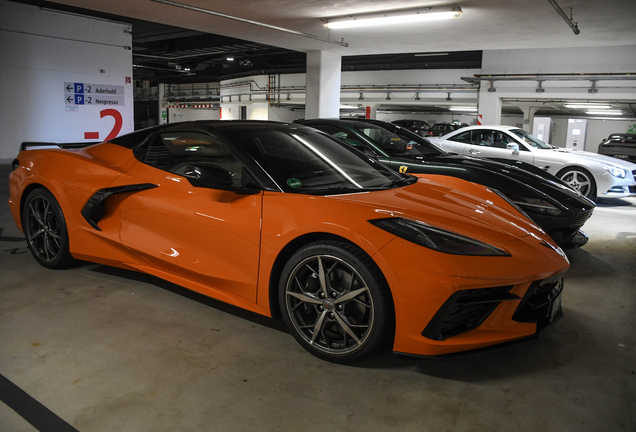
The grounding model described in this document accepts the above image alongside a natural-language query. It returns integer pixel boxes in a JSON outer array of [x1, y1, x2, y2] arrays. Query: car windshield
[[220, 126, 411, 194], [510, 129, 554, 149], [351, 124, 443, 158]]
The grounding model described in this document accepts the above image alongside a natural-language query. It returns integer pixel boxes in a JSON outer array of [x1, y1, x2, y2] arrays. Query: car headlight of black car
[[489, 189, 533, 220], [369, 218, 511, 256], [508, 195, 563, 216]]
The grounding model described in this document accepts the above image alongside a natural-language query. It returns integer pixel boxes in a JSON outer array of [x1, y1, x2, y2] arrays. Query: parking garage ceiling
[[8, 0, 636, 119], [12, 0, 636, 82]]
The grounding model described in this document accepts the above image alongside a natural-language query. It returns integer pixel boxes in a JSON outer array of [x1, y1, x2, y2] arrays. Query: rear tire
[[22, 188, 75, 269], [278, 240, 393, 363]]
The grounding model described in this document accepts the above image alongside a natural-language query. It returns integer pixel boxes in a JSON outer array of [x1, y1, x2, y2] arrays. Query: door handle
[[469, 149, 480, 155]]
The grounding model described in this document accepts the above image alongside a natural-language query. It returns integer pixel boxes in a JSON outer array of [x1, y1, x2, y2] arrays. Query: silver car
[[432, 125, 636, 200]]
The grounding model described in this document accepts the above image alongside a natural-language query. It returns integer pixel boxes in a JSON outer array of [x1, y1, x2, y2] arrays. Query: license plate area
[[548, 279, 564, 321]]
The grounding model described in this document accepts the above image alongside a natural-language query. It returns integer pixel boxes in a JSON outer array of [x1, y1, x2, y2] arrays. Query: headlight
[[369, 218, 511, 256], [509, 195, 562, 216], [602, 163, 626, 179], [490, 188, 532, 220]]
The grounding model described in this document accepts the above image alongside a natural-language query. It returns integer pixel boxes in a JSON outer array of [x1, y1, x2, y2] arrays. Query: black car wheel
[[557, 167, 597, 201], [279, 241, 393, 363], [23, 188, 75, 269]]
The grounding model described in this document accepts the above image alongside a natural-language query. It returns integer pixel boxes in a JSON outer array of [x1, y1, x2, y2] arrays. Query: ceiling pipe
[[150, 0, 348, 47], [462, 73, 636, 84], [547, 0, 579, 35]]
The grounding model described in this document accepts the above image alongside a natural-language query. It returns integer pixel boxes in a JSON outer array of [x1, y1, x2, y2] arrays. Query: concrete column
[[518, 105, 539, 132], [477, 87, 502, 125], [305, 51, 341, 119]]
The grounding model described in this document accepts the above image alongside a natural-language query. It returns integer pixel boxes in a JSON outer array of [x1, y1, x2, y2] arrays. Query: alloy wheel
[[560, 170, 593, 197], [284, 254, 374, 356], [25, 196, 62, 263]]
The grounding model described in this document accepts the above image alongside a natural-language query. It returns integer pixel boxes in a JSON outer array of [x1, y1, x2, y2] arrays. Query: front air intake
[[422, 286, 518, 341]]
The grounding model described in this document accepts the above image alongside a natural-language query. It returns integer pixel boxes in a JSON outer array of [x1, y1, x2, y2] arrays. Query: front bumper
[[598, 169, 636, 198], [374, 234, 569, 357]]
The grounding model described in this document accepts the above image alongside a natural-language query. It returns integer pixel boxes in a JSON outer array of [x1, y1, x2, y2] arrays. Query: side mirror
[[364, 148, 379, 160], [507, 143, 520, 153], [184, 163, 233, 188]]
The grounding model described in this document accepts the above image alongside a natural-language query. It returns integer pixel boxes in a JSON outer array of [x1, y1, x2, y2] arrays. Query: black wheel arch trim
[[81, 183, 158, 231]]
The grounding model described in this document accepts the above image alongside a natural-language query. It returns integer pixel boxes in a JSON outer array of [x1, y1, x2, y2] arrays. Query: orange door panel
[[116, 163, 262, 303]]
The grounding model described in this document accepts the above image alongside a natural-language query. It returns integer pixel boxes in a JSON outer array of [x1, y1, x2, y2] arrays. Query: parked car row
[[391, 119, 431, 136], [297, 118, 595, 248], [8, 119, 633, 363], [388, 119, 467, 138]]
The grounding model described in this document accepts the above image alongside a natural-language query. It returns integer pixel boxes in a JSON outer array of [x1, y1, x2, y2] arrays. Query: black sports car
[[297, 118, 595, 247], [598, 133, 636, 163]]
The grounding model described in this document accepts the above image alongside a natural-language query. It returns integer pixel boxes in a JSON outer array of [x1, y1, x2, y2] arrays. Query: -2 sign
[[85, 110, 123, 141], [101, 109, 123, 141]]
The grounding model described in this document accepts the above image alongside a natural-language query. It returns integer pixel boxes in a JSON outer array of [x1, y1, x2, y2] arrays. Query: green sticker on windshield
[[287, 178, 302, 188]]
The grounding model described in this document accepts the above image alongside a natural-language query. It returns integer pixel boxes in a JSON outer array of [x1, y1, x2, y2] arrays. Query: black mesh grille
[[422, 286, 517, 341], [512, 277, 563, 323], [568, 209, 594, 228]]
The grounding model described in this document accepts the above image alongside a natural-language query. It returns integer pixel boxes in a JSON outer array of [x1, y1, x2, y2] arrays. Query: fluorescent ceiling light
[[339, 104, 360, 109], [323, 6, 462, 30], [449, 106, 477, 111], [414, 52, 449, 57], [585, 110, 623, 115], [565, 104, 612, 109]]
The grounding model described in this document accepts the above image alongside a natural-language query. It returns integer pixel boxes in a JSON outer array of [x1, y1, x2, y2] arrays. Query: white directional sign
[[64, 82, 125, 106]]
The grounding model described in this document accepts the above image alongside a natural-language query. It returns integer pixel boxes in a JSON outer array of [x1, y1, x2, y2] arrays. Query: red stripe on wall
[[84, 132, 99, 139]]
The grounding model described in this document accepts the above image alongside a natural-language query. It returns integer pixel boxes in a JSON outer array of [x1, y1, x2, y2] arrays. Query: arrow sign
[[66, 96, 73, 103], [66, 85, 72, 92]]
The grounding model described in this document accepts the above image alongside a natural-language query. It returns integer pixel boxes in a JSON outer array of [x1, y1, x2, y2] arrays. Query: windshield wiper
[[307, 186, 375, 194], [381, 175, 417, 188]]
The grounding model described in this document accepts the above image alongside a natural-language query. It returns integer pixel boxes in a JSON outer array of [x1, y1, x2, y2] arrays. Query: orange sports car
[[8, 121, 569, 363]]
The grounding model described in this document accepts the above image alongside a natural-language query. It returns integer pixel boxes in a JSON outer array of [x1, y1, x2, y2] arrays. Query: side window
[[489, 131, 514, 149], [470, 130, 492, 146], [134, 132, 246, 189], [450, 131, 473, 144]]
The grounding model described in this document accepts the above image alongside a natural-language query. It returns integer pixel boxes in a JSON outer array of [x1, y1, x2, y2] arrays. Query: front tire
[[557, 167, 597, 201], [278, 240, 393, 363], [22, 188, 75, 269]]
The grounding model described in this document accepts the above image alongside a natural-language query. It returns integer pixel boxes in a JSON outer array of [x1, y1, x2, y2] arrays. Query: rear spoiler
[[20, 141, 101, 152]]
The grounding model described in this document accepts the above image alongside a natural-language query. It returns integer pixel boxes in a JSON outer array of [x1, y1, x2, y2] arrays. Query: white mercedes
[[431, 125, 636, 200]]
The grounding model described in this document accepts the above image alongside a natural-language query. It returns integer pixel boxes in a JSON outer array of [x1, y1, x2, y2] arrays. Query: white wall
[[168, 108, 220, 123], [477, 45, 636, 129], [551, 118, 636, 153], [482, 46, 636, 74], [0, 1, 134, 161]]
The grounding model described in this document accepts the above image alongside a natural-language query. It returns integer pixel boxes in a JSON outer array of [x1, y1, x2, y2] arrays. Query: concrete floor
[[0, 163, 634, 432]]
